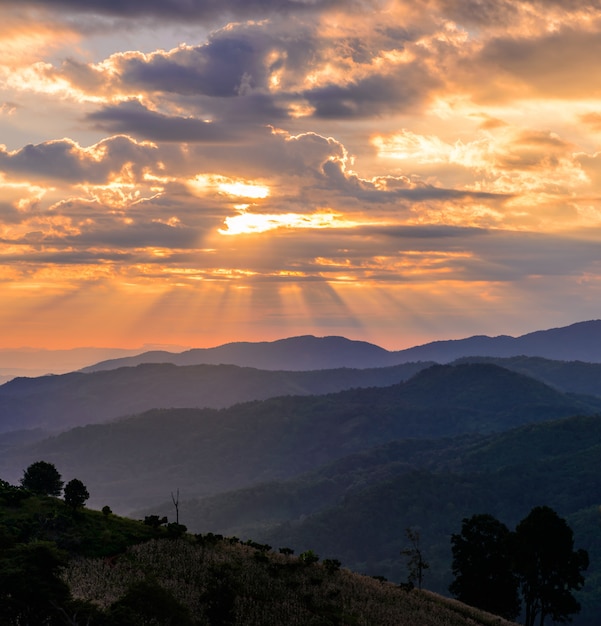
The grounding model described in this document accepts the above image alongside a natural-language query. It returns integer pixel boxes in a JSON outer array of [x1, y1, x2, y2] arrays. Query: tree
[[107, 580, 193, 626], [0, 541, 72, 624], [513, 506, 588, 626], [63, 478, 89, 511], [20, 460, 63, 496], [449, 513, 520, 620], [400, 527, 429, 590]]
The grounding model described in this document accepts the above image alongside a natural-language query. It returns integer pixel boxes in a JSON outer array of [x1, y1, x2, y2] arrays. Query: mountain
[[81, 335, 396, 372], [398, 319, 601, 363], [2, 363, 599, 513], [80, 319, 601, 373], [451, 355, 601, 397], [0, 346, 178, 381], [0, 361, 430, 434]]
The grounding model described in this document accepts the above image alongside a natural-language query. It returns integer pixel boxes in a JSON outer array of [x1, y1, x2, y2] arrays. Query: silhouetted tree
[[20, 460, 63, 496], [171, 488, 180, 524], [449, 513, 520, 620], [143, 514, 168, 528], [64, 478, 89, 511], [514, 506, 588, 626], [401, 527, 429, 590]]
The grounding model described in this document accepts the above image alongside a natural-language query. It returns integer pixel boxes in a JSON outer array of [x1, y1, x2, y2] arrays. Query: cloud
[[0, 136, 161, 183], [465, 27, 601, 102], [4, 0, 346, 22], [86, 101, 239, 142]]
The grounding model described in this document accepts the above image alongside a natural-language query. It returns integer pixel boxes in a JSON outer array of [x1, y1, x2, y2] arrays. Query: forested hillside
[[0, 361, 430, 433]]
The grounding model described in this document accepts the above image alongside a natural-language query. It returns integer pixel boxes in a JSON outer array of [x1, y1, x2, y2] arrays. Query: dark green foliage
[[21, 460, 64, 496], [102, 505, 113, 516], [299, 549, 320, 564], [323, 558, 342, 573], [0, 478, 30, 505], [165, 522, 187, 538], [449, 514, 520, 619], [106, 580, 194, 625], [0, 540, 71, 625], [514, 506, 588, 626], [202, 563, 240, 626], [144, 514, 168, 528], [64, 477, 90, 510]]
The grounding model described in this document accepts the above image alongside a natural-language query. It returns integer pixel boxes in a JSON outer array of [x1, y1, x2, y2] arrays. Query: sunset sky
[[2, 0, 601, 351]]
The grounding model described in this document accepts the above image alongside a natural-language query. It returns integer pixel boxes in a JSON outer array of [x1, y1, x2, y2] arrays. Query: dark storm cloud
[[0, 136, 160, 183], [87, 101, 238, 142], [116, 36, 269, 97], [321, 159, 504, 203], [64, 221, 201, 249], [304, 64, 440, 118], [5, 0, 346, 21], [366, 224, 489, 239]]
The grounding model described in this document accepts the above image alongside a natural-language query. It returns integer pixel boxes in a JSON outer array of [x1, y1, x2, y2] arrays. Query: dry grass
[[64, 536, 521, 625]]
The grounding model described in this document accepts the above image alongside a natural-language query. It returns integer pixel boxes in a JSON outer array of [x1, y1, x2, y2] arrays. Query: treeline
[[449, 508, 588, 626]]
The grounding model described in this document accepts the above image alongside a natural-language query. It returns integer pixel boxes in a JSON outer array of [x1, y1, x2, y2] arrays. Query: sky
[[1, 0, 601, 351]]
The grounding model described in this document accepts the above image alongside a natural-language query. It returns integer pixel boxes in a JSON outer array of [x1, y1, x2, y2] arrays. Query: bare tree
[[171, 488, 180, 525], [401, 527, 429, 590]]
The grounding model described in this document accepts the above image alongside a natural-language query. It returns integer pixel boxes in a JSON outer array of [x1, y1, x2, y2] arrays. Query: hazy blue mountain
[[451, 355, 601, 397], [0, 361, 431, 434], [399, 319, 601, 363], [2, 363, 599, 513], [81, 335, 396, 372], [5, 350, 601, 437], [80, 319, 601, 373], [0, 346, 174, 380]]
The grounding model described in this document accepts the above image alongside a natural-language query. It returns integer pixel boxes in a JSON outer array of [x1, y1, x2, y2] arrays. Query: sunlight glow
[[219, 211, 357, 235], [189, 175, 270, 199]]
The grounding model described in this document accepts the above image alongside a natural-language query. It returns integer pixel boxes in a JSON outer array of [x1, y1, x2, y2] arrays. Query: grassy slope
[[0, 486, 519, 626], [65, 535, 520, 626]]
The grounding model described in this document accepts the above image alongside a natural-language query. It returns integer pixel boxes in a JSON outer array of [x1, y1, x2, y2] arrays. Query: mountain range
[[2, 319, 601, 625], [81, 319, 601, 372]]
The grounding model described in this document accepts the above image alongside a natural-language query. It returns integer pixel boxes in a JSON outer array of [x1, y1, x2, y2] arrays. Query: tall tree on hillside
[[513, 506, 588, 626], [20, 461, 63, 496], [449, 513, 520, 620], [64, 478, 89, 511]]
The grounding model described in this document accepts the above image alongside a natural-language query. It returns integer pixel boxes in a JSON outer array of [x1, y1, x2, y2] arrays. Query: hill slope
[[0, 484, 519, 626]]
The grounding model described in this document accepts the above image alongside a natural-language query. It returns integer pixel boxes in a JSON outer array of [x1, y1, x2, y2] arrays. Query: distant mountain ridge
[[2, 362, 599, 512], [0, 361, 431, 434], [81, 319, 601, 372]]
